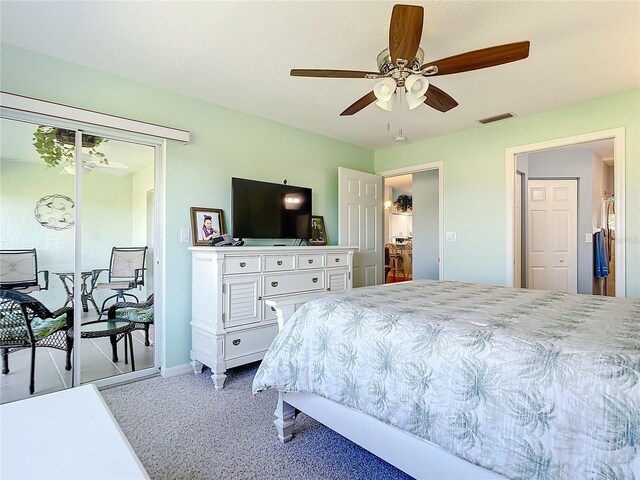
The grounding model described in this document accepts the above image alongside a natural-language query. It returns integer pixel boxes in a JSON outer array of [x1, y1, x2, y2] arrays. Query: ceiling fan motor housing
[[377, 48, 424, 77]]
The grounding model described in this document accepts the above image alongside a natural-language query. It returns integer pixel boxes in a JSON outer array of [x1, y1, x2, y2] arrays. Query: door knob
[[560, 259, 565, 263]]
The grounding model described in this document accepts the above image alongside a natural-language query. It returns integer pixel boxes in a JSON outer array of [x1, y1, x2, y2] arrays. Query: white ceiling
[[385, 174, 413, 192], [1, 1, 638, 150]]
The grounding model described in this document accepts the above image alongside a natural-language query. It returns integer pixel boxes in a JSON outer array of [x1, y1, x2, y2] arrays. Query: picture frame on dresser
[[190, 207, 225, 246], [309, 215, 327, 246]]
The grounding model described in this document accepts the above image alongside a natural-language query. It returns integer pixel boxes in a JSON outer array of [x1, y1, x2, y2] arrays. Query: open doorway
[[384, 174, 413, 283], [512, 137, 621, 296], [380, 162, 443, 284]]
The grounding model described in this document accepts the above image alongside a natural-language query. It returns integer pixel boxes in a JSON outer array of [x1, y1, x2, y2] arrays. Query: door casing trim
[[377, 161, 444, 280], [505, 128, 625, 296]]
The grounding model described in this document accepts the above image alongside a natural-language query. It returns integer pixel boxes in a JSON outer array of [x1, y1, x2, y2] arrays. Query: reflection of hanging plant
[[33, 127, 108, 168], [393, 194, 412, 212]]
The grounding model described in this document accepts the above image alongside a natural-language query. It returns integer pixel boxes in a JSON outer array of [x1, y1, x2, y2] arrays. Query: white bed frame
[[266, 295, 505, 480]]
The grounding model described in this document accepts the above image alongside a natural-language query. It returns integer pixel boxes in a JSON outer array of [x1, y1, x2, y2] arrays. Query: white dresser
[[189, 245, 355, 388]]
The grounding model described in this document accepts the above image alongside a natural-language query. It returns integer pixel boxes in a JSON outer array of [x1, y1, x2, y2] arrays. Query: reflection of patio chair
[[94, 247, 148, 316], [108, 294, 154, 347], [0, 249, 49, 293], [0, 289, 73, 394]]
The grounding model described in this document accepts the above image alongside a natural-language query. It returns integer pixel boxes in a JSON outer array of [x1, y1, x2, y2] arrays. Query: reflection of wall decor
[[34, 194, 74, 230]]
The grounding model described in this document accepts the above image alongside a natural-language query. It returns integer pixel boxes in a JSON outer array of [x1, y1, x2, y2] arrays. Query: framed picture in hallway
[[191, 207, 225, 246], [309, 216, 327, 246]]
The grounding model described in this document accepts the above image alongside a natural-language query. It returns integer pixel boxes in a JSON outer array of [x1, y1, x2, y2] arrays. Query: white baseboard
[[161, 363, 193, 378]]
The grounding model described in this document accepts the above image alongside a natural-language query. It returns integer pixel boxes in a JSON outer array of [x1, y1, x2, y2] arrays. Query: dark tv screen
[[232, 178, 312, 239]]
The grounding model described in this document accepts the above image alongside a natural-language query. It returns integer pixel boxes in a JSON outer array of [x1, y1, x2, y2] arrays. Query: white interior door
[[527, 179, 578, 293], [338, 167, 383, 287]]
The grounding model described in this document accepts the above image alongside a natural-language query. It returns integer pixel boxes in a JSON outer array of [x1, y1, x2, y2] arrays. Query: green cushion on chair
[[0, 313, 68, 342], [31, 315, 69, 340], [115, 306, 154, 324]]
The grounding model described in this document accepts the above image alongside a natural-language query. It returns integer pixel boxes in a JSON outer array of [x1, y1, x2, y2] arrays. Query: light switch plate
[[586, 233, 592, 243], [180, 228, 191, 243], [446, 232, 457, 243]]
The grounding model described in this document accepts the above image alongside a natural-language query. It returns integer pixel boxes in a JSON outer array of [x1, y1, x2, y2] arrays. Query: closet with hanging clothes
[[593, 194, 615, 296]]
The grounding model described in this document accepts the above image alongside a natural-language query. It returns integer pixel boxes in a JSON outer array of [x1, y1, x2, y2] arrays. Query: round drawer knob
[[271, 281, 278, 288], [232, 339, 241, 346], [312, 277, 318, 283], [308, 259, 314, 264], [239, 262, 246, 268], [277, 260, 283, 265], [335, 258, 340, 262], [271, 306, 276, 312]]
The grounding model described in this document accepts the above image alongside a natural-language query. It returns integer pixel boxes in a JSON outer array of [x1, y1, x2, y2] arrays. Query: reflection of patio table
[[67, 320, 135, 371], [54, 271, 99, 314]]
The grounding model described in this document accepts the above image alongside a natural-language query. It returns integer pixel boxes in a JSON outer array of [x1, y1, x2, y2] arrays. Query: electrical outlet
[[180, 228, 191, 243], [586, 233, 592, 243], [446, 232, 457, 243]]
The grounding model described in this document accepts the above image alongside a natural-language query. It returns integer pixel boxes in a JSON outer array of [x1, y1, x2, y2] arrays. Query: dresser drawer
[[263, 300, 278, 322], [297, 253, 324, 269], [224, 323, 279, 361], [264, 255, 295, 272], [264, 271, 324, 296], [326, 252, 349, 268], [224, 256, 261, 274]]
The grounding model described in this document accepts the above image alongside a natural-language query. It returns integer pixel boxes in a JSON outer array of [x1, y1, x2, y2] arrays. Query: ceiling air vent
[[478, 112, 515, 124]]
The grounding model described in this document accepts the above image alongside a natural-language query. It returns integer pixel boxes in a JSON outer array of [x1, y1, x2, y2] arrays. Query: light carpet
[[101, 363, 412, 480]]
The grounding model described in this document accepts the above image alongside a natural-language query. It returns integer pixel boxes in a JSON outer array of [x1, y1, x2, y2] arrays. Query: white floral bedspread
[[253, 280, 640, 479]]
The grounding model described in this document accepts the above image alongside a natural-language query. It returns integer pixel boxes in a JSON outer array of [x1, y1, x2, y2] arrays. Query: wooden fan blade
[[421, 41, 530, 76], [291, 69, 380, 79], [389, 4, 424, 66], [340, 91, 377, 116], [424, 85, 458, 112]]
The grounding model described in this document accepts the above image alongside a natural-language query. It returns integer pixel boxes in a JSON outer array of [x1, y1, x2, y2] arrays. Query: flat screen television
[[232, 177, 312, 239]]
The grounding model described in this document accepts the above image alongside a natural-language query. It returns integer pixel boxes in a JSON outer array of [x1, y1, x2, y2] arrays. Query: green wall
[[0, 44, 374, 369], [375, 89, 640, 298], [2, 43, 638, 371]]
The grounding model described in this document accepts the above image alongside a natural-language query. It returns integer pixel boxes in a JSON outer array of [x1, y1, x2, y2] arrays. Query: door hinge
[[349, 271, 351, 279], [222, 284, 226, 294], [222, 312, 225, 322]]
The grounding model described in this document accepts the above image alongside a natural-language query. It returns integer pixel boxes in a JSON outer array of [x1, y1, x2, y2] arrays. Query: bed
[[252, 280, 640, 480]]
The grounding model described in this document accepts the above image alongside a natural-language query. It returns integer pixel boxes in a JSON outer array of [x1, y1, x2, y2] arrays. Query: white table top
[[1, 384, 148, 479]]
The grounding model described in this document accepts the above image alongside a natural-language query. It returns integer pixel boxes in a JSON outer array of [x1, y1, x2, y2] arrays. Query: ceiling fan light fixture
[[405, 75, 429, 109], [373, 78, 397, 103], [406, 75, 429, 96], [375, 99, 392, 111], [406, 93, 426, 110]]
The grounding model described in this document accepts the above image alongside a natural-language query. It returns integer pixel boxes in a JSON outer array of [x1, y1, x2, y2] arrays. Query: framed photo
[[309, 215, 327, 246], [190, 207, 225, 246]]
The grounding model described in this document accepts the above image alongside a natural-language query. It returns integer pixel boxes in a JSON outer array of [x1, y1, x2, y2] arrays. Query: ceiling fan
[[59, 153, 130, 176], [291, 4, 530, 116]]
